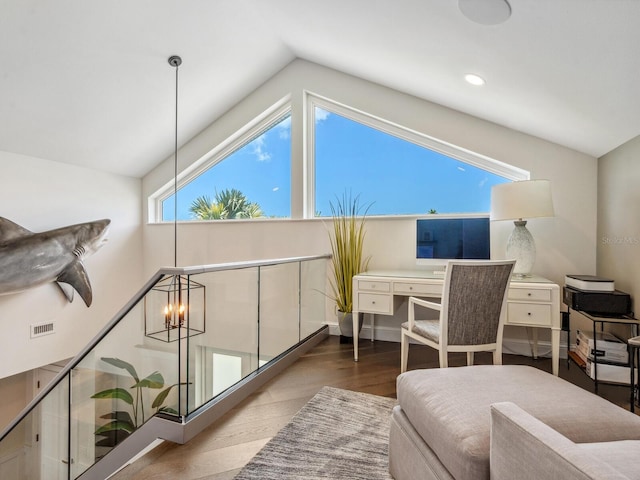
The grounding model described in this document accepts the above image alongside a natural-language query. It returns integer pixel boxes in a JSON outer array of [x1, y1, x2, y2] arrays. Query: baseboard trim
[[327, 323, 568, 360]]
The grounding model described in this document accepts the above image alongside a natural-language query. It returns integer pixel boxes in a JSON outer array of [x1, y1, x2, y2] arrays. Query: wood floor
[[111, 336, 635, 480]]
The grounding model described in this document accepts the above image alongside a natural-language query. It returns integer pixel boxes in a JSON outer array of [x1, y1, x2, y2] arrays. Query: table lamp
[[490, 180, 554, 277]]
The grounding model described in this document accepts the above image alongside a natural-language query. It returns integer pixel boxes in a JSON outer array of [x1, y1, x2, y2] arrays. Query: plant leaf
[[134, 371, 164, 389], [91, 388, 134, 405], [94, 420, 135, 435], [158, 406, 179, 415], [101, 357, 140, 382], [151, 384, 177, 409], [99, 411, 134, 425]]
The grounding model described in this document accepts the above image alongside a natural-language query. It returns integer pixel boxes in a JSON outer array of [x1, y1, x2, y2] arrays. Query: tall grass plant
[[328, 192, 371, 314]]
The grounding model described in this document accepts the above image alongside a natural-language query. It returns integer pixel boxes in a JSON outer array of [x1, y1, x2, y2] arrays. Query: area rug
[[234, 386, 397, 479]]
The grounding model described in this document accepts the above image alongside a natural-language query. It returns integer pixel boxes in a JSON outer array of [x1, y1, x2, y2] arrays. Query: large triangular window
[[150, 94, 528, 222], [308, 95, 526, 217]]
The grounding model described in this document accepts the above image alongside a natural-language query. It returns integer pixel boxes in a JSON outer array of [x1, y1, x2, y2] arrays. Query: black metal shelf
[[565, 306, 639, 411]]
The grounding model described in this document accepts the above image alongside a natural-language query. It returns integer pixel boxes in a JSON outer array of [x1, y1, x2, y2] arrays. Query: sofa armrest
[[490, 402, 628, 480]]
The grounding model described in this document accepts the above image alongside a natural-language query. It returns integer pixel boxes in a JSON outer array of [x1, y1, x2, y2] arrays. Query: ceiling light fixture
[[458, 0, 511, 25], [465, 74, 486, 86], [144, 55, 206, 343]]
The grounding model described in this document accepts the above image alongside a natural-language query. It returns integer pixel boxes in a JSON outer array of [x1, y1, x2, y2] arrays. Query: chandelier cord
[[169, 55, 182, 268]]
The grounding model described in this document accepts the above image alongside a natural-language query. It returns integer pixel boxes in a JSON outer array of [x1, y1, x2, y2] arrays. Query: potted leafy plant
[[91, 357, 179, 457], [327, 192, 371, 341]]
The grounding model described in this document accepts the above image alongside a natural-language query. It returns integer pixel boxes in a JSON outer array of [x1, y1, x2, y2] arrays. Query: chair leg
[[401, 331, 409, 373], [493, 349, 503, 365], [438, 348, 448, 368], [467, 352, 474, 366]]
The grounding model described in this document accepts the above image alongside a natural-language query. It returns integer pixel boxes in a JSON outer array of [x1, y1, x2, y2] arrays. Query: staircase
[[0, 255, 329, 480]]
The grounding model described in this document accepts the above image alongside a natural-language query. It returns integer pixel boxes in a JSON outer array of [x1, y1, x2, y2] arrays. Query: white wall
[[0, 372, 30, 431], [0, 151, 143, 380], [142, 59, 598, 348], [597, 135, 640, 328]]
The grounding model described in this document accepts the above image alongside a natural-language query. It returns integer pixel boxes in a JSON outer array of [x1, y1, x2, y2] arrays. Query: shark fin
[[57, 261, 93, 307], [0, 217, 33, 244], [57, 282, 75, 303]]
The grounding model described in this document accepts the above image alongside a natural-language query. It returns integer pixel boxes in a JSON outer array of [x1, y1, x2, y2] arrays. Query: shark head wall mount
[[0, 217, 111, 307]]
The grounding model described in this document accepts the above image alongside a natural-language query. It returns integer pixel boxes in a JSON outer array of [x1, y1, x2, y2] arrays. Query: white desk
[[352, 270, 561, 375]]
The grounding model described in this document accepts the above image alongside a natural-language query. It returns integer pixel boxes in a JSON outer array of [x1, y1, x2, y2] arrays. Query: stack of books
[[585, 359, 637, 385], [575, 330, 628, 364], [574, 330, 634, 384]]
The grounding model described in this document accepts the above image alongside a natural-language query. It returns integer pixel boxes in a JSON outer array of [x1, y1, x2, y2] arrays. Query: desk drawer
[[507, 303, 552, 326], [357, 280, 391, 293], [358, 293, 392, 314], [394, 282, 442, 296], [508, 288, 551, 302]]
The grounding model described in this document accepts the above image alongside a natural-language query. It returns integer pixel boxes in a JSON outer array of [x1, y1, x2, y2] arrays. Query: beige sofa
[[389, 365, 640, 480], [491, 401, 640, 479]]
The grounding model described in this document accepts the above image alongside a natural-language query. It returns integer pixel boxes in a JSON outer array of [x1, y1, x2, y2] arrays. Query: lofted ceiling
[[1, 0, 638, 178]]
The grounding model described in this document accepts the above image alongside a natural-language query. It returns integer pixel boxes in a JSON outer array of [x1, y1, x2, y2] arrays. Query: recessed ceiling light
[[465, 74, 486, 86], [459, 0, 511, 25]]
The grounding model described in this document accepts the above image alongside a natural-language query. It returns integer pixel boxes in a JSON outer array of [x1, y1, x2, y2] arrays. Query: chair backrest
[[441, 260, 516, 346]]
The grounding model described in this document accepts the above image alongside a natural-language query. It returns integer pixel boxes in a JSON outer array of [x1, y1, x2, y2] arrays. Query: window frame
[[149, 96, 292, 223], [149, 91, 530, 223], [304, 91, 529, 218]]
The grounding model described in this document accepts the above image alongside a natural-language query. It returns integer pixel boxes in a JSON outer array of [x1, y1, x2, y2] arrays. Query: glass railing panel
[[0, 373, 70, 480], [259, 262, 301, 364], [184, 267, 260, 414], [41, 375, 72, 480], [71, 294, 180, 477], [1, 255, 330, 479], [300, 258, 328, 339]]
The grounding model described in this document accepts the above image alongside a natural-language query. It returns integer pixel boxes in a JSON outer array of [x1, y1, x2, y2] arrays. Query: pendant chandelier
[[144, 55, 206, 342]]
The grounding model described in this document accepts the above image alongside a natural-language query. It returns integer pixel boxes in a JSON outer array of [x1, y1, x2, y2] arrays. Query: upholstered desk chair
[[400, 259, 516, 372]]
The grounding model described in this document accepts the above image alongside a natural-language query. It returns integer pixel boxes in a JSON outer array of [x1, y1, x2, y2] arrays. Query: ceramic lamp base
[[506, 220, 536, 277]]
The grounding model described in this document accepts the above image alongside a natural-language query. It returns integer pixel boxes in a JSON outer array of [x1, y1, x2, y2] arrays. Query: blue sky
[[163, 116, 292, 220], [163, 109, 509, 221]]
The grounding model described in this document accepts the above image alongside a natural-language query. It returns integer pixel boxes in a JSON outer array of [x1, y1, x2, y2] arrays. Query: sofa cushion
[[389, 405, 455, 480], [491, 402, 630, 480], [580, 441, 640, 479], [397, 365, 640, 480]]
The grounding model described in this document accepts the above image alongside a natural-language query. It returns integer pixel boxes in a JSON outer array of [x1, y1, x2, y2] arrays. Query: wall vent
[[31, 322, 55, 338]]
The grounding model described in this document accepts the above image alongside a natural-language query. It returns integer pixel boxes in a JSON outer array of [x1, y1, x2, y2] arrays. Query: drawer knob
[[528, 293, 532, 297], [372, 301, 376, 304], [409, 286, 413, 290], [527, 312, 532, 316]]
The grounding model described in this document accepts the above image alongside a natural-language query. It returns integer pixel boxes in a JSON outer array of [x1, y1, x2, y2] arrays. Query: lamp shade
[[490, 180, 554, 221]]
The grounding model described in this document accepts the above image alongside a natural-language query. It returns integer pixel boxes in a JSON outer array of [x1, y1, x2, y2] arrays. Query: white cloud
[[278, 117, 291, 140], [315, 108, 331, 123], [272, 187, 279, 192], [457, 166, 466, 172], [251, 134, 271, 162]]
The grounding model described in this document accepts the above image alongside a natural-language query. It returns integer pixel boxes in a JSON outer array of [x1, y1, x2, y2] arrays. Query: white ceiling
[[1, 0, 638, 178]]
